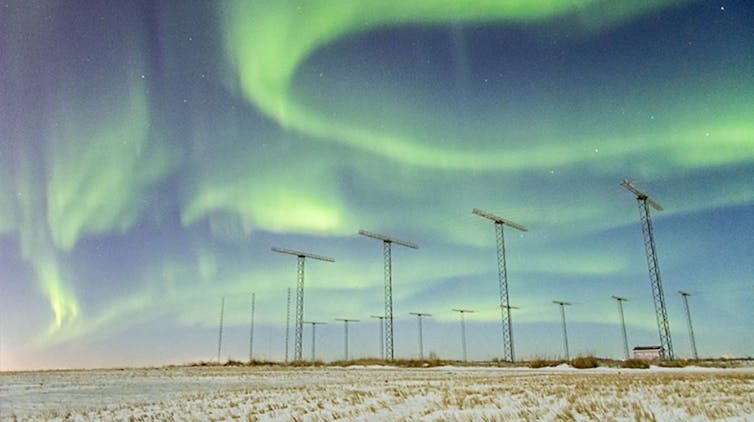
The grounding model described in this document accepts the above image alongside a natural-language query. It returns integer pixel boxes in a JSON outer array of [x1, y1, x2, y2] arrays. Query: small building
[[633, 346, 663, 361]]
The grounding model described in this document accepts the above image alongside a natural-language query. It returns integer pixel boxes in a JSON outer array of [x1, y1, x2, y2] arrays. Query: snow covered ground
[[2, 365, 752, 420]]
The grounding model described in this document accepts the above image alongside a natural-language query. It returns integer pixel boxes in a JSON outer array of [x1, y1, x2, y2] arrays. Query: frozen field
[[2, 365, 753, 421]]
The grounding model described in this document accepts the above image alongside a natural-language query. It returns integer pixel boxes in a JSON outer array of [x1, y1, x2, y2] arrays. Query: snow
[[2, 365, 752, 420]]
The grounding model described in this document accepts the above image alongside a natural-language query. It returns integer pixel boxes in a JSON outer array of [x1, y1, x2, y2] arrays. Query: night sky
[[1, 0, 752, 370]]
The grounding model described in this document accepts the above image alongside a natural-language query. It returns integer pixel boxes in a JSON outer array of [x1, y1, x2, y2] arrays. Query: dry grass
[[621, 359, 651, 369], [527, 358, 566, 368], [328, 358, 386, 366], [177, 356, 752, 371], [186, 359, 283, 368], [570, 355, 599, 369], [288, 359, 326, 367], [658, 359, 690, 368]]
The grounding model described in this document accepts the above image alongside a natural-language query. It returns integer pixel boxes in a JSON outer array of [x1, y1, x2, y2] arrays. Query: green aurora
[[0, 0, 752, 369]]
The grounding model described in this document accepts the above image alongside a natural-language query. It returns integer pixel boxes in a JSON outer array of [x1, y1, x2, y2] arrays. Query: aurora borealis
[[1, 0, 752, 370]]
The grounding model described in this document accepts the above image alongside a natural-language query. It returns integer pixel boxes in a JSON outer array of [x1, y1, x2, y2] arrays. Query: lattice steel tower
[[272, 247, 335, 361], [359, 230, 418, 361], [620, 179, 674, 360], [472, 208, 527, 362]]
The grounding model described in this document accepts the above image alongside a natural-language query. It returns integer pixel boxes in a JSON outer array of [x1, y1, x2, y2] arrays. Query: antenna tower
[[452, 309, 475, 362], [409, 312, 432, 359], [217, 296, 225, 363], [272, 247, 335, 361], [611, 296, 630, 360], [284, 287, 291, 362], [553, 301, 571, 360], [679, 290, 698, 359], [335, 318, 359, 361], [472, 208, 527, 362], [370, 315, 386, 360], [304, 321, 327, 361], [620, 179, 674, 360], [249, 292, 256, 362], [359, 230, 418, 361]]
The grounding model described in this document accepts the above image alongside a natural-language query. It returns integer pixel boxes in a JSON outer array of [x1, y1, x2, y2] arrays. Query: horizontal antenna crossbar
[[358, 230, 418, 249], [472, 208, 528, 232], [620, 180, 663, 211], [271, 247, 335, 262]]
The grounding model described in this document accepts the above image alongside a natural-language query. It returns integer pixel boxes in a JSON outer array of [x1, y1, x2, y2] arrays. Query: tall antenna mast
[[472, 208, 527, 362], [217, 296, 225, 363], [452, 309, 475, 362], [409, 312, 432, 360], [359, 230, 418, 361], [284, 287, 291, 362], [611, 296, 630, 360], [553, 301, 571, 360], [679, 290, 698, 360], [370, 315, 386, 360], [249, 292, 256, 363], [272, 247, 335, 361], [335, 318, 359, 361], [303, 321, 327, 361], [620, 179, 674, 360]]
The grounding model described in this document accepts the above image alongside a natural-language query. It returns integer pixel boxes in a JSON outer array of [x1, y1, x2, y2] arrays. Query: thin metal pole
[[679, 291, 698, 360], [554, 301, 570, 360], [217, 297, 225, 363], [452, 309, 474, 362], [312, 322, 316, 361], [305, 321, 326, 361], [612, 296, 630, 360], [460, 312, 467, 362], [561, 304, 569, 360], [418, 315, 424, 359], [379, 318, 384, 360], [410, 312, 431, 359], [285, 287, 291, 362], [619, 302, 628, 360], [249, 292, 255, 362], [336, 319, 359, 361]]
